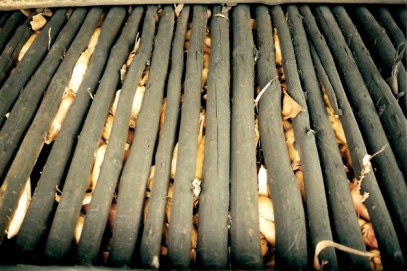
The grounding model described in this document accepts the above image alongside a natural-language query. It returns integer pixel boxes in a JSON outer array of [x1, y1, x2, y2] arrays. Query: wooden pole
[[0, 0, 405, 10]]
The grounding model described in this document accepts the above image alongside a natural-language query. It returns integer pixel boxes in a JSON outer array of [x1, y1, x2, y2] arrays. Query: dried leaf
[[314, 240, 375, 270], [282, 92, 304, 120]]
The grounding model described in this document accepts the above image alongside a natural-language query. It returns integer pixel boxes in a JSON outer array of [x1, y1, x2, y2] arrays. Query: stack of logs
[[0, 3, 405, 270]]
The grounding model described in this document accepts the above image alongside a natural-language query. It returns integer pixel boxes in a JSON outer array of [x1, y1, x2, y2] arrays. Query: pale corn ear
[[102, 114, 114, 142], [18, 33, 39, 62], [91, 142, 108, 191], [194, 136, 205, 180], [7, 178, 31, 239], [110, 89, 121, 116], [273, 28, 282, 66], [129, 85, 146, 128], [68, 28, 101, 93], [170, 143, 178, 179], [259, 217, 276, 247], [258, 165, 269, 197], [45, 90, 75, 144], [258, 196, 274, 222], [74, 213, 85, 244]]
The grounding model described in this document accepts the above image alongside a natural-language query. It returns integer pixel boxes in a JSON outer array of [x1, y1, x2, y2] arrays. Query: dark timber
[[0, 9, 72, 244], [14, 8, 104, 259], [256, 5, 311, 270], [139, 5, 189, 269], [43, 7, 127, 262], [310, 42, 405, 270], [351, 6, 407, 112], [0, 9, 68, 127], [0, 11, 24, 53], [376, 7, 406, 67], [81, 6, 169, 266], [101, 6, 158, 266], [288, 5, 370, 270], [332, 6, 406, 177], [0, 17, 32, 87], [302, 5, 405, 268], [229, 5, 262, 269], [196, 5, 230, 269], [166, 5, 207, 269], [74, 6, 145, 265], [314, 4, 407, 258], [0, 8, 88, 184]]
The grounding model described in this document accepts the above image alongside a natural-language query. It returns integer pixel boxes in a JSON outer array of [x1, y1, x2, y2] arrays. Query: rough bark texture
[[196, 5, 230, 269], [229, 5, 262, 269], [139, 6, 189, 269], [43, 7, 128, 262], [166, 5, 207, 269]]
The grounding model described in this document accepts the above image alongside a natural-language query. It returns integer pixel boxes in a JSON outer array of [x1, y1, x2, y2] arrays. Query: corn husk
[[358, 218, 378, 249], [18, 32, 39, 61], [91, 142, 107, 191], [159, 99, 167, 135], [102, 114, 114, 141], [74, 213, 85, 244], [129, 86, 146, 128], [170, 143, 178, 179], [350, 181, 370, 221], [254, 118, 260, 147], [285, 128, 301, 170], [282, 92, 304, 120], [6, 178, 31, 239], [258, 165, 269, 197], [369, 249, 383, 271], [258, 195, 276, 246], [274, 28, 282, 66], [329, 114, 347, 145]]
